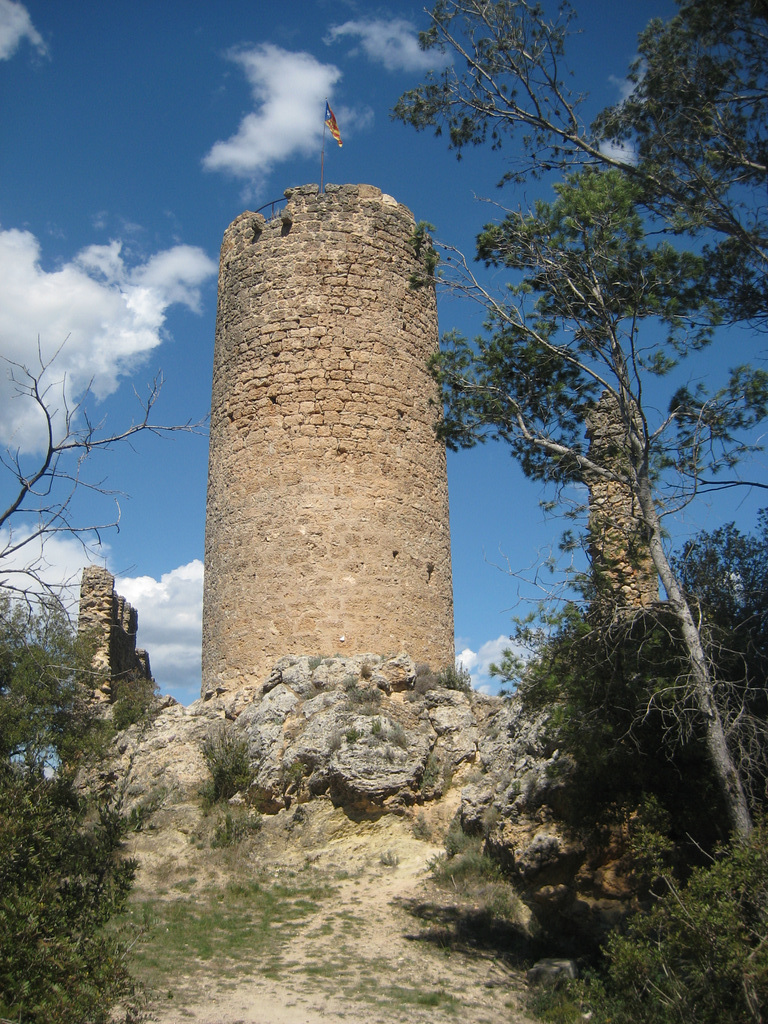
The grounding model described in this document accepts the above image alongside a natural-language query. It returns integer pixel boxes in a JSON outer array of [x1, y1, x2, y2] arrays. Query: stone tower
[[202, 184, 454, 695], [78, 565, 152, 699], [585, 392, 659, 613]]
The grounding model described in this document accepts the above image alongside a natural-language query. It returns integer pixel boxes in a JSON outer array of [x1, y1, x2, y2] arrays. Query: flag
[[325, 102, 343, 147]]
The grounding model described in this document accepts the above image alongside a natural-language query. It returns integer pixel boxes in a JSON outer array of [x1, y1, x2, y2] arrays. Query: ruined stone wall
[[585, 394, 659, 612], [203, 184, 454, 695], [78, 566, 151, 698]]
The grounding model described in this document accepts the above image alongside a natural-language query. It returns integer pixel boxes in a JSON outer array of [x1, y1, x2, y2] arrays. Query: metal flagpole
[[320, 101, 327, 193]]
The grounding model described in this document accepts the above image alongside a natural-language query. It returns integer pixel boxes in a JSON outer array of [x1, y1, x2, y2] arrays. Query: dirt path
[[128, 800, 539, 1024]]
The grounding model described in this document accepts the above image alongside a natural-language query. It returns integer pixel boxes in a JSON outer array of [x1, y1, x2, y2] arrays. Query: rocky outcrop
[[455, 695, 639, 946], [114, 655, 490, 819], [106, 652, 637, 947]]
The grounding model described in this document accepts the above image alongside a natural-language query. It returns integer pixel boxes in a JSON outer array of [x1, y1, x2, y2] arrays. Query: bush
[[211, 809, 262, 848], [0, 766, 142, 1024], [535, 819, 768, 1024], [410, 662, 473, 696], [201, 728, 254, 805], [111, 673, 158, 732], [432, 816, 503, 886], [437, 664, 472, 693], [592, 818, 768, 1024], [344, 676, 381, 715], [0, 598, 105, 769]]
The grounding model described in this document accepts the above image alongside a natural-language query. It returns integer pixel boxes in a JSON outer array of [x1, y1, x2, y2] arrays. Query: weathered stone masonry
[[202, 184, 454, 695], [585, 393, 659, 612], [78, 565, 152, 698]]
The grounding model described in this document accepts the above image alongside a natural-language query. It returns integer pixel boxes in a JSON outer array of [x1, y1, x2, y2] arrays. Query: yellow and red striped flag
[[325, 102, 343, 147]]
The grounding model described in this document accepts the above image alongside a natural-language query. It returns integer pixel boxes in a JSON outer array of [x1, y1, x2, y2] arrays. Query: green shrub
[[0, 598, 106, 769], [344, 676, 381, 715], [534, 819, 768, 1024], [201, 728, 254, 806], [409, 662, 472, 696], [436, 664, 472, 693], [421, 750, 441, 792], [432, 816, 503, 885], [590, 818, 768, 1024], [284, 760, 306, 790], [412, 812, 432, 841], [111, 672, 158, 732], [0, 767, 143, 1024], [211, 809, 262, 848]]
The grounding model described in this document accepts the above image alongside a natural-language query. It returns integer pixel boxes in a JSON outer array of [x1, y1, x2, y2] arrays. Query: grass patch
[[124, 871, 337, 995]]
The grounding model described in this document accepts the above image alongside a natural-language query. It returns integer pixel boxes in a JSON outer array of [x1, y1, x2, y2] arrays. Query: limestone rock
[[526, 959, 579, 987], [99, 650, 640, 948], [109, 654, 486, 821]]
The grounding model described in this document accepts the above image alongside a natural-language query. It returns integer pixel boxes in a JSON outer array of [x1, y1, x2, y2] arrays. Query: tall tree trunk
[[636, 480, 753, 838]]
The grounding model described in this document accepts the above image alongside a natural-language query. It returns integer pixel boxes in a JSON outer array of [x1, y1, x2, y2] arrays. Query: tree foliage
[[595, 0, 768, 324], [395, 0, 768, 323], [589, 818, 768, 1024], [0, 595, 104, 771], [396, 0, 768, 837], [673, 513, 768, 809], [0, 768, 140, 1024], [0, 603, 143, 1023], [500, 604, 728, 840]]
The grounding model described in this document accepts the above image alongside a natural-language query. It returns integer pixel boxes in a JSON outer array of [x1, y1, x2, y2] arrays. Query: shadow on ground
[[396, 895, 545, 965]]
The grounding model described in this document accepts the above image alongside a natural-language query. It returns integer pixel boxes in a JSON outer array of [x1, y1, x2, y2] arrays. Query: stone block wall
[[585, 393, 659, 612], [203, 184, 454, 695], [78, 565, 151, 698]]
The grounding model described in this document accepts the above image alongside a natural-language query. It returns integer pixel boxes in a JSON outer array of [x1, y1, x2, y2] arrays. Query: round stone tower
[[202, 183, 454, 695]]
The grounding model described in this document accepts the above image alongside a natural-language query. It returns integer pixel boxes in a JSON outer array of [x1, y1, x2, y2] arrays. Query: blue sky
[[2, 0, 765, 704]]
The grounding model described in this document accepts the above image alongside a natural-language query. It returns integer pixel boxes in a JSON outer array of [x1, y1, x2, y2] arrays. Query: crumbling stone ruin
[[203, 184, 454, 696], [585, 392, 659, 613], [78, 565, 152, 700]]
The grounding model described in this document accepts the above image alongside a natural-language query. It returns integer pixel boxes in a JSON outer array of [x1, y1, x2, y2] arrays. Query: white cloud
[[599, 138, 638, 166], [0, 532, 203, 704], [0, 527, 103, 613], [457, 634, 518, 693], [117, 560, 203, 705], [608, 73, 637, 104], [325, 17, 446, 73], [0, 0, 45, 60], [203, 44, 342, 184], [0, 228, 216, 452]]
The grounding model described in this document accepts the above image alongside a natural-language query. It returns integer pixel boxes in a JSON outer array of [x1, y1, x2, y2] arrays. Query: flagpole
[[320, 101, 327, 193]]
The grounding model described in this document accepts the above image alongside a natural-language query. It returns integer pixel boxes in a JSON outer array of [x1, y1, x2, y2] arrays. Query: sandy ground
[[126, 797, 540, 1024]]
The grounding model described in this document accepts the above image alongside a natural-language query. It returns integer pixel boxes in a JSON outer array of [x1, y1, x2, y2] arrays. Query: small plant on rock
[[211, 809, 262, 848], [201, 728, 254, 806], [437, 664, 472, 693]]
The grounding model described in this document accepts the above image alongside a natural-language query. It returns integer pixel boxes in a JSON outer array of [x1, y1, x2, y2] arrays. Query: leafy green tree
[[590, 817, 768, 1024], [395, 0, 768, 837], [496, 602, 729, 841], [394, 0, 767, 325], [0, 768, 140, 1024], [431, 164, 765, 836], [0, 601, 143, 1023], [673, 513, 768, 809], [594, 0, 768, 326], [0, 595, 104, 770]]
